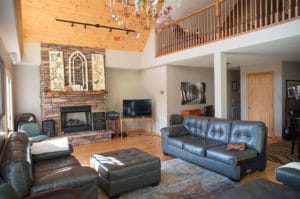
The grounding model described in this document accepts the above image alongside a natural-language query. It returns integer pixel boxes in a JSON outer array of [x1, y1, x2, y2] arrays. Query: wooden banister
[[155, 0, 300, 57]]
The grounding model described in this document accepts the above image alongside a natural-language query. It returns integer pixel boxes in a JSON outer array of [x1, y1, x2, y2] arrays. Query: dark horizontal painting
[[181, 82, 206, 105]]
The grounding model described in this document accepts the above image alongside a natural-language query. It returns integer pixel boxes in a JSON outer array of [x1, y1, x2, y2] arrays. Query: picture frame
[[0, 57, 5, 119], [232, 81, 238, 91], [181, 82, 206, 105], [286, 80, 300, 99]]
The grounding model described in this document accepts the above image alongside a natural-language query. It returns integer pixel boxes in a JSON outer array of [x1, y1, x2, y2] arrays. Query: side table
[[106, 119, 120, 137]]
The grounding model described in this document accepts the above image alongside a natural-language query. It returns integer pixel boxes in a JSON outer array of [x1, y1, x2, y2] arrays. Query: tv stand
[[120, 117, 153, 139]]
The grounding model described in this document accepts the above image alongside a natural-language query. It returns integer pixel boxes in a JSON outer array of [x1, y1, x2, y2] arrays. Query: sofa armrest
[[30, 166, 97, 195], [160, 125, 189, 137]]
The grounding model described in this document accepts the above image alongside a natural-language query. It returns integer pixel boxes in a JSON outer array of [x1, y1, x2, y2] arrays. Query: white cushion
[[31, 137, 69, 155]]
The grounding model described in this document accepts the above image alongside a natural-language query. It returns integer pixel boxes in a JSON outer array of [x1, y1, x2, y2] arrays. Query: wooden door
[[247, 72, 274, 137]]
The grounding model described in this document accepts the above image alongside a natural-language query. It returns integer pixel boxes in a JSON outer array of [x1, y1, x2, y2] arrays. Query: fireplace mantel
[[45, 90, 108, 97]]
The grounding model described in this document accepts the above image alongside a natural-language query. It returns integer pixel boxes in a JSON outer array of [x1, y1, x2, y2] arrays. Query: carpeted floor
[[267, 141, 299, 164], [99, 158, 239, 199]]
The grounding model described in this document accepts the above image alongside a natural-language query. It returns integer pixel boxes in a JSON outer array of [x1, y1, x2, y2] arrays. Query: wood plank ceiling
[[21, 0, 163, 51]]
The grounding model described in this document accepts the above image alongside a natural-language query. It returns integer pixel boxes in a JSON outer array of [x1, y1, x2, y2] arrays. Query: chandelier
[[106, 0, 160, 38]]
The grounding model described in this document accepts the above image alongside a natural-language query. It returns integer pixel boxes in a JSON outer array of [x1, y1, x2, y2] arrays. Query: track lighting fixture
[[56, 19, 135, 34]]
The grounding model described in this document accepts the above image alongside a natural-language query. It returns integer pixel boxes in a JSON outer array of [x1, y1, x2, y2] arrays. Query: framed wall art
[[286, 80, 300, 99], [92, 54, 105, 91], [232, 81, 238, 91], [49, 51, 65, 91], [181, 82, 206, 105]]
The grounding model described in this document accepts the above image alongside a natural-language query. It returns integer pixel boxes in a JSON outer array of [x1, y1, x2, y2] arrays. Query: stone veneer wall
[[40, 43, 106, 136]]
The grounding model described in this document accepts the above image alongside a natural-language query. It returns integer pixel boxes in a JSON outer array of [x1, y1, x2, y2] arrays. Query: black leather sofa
[[0, 132, 98, 199], [161, 116, 267, 181]]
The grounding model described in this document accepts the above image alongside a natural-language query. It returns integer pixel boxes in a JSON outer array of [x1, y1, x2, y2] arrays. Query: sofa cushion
[[206, 145, 258, 165], [31, 155, 97, 195], [182, 138, 206, 157], [182, 137, 224, 157], [183, 116, 210, 138], [168, 137, 185, 149], [0, 132, 33, 197], [161, 125, 189, 137], [32, 144, 74, 162], [230, 120, 266, 153], [207, 118, 232, 143]]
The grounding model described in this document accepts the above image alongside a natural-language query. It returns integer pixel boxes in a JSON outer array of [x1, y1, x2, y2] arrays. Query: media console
[[119, 117, 154, 139]]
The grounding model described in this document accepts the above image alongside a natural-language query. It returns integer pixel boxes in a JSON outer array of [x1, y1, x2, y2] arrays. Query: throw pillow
[[226, 142, 246, 151]]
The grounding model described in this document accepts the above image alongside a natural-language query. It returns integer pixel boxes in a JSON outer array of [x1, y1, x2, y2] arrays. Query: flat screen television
[[123, 99, 152, 118]]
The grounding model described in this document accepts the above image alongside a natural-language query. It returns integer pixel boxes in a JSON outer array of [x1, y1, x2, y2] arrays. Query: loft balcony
[[155, 0, 300, 57]]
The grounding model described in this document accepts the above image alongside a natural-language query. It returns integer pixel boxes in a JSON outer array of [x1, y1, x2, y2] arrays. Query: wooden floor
[[73, 133, 282, 184]]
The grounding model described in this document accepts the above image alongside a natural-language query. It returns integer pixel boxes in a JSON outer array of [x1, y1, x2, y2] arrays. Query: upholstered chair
[[19, 123, 48, 142]]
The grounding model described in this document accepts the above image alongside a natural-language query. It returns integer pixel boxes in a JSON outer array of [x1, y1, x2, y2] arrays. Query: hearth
[[61, 105, 92, 133]]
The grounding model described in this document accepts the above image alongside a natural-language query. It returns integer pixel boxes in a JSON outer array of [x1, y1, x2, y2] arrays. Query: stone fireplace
[[40, 43, 108, 137]]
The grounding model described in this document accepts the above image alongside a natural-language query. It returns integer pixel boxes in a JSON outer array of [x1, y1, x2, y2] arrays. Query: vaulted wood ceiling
[[21, 0, 163, 51]]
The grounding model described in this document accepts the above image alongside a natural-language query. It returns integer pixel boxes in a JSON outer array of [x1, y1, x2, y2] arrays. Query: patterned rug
[[99, 158, 239, 199], [267, 141, 299, 164]]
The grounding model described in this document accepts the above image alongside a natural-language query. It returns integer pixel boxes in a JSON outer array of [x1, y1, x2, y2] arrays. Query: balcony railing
[[156, 0, 300, 57]]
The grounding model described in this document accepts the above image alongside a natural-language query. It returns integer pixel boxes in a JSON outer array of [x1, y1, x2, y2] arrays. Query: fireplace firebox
[[61, 106, 92, 133]]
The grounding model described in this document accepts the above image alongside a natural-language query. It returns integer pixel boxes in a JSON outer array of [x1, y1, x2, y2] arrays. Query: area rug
[[267, 141, 299, 164], [99, 158, 239, 199]]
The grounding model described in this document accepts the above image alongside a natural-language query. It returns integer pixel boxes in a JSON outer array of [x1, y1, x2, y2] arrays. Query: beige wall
[[167, 65, 214, 124], [13, 65, 41, 123], [141, 66, 168, 133], [106, 68, 145, 113]]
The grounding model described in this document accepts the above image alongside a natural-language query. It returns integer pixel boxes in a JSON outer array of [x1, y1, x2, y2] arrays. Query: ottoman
[[90, 148, 161, 198]]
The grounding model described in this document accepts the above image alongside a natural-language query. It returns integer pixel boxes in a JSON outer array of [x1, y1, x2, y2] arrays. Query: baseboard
[[124, 129, 161, 136]]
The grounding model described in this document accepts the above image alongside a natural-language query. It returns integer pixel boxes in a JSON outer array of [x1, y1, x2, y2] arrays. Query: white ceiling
[[168, 35, 300, 69]]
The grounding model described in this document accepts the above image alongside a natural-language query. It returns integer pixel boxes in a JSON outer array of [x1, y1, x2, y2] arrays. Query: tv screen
[[123, 99, 152, 118]]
